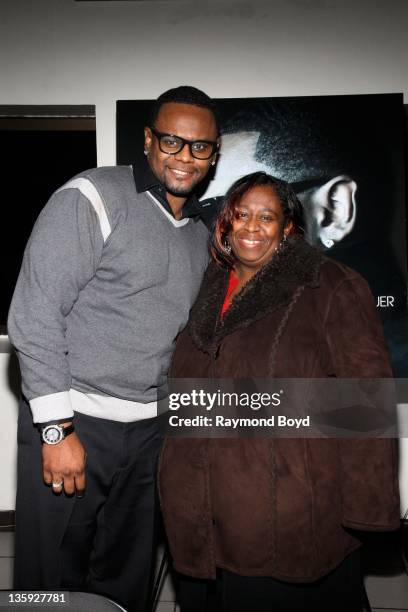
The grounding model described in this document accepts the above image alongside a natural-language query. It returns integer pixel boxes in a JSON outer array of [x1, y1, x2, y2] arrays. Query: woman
[[159, 172, 400, 612]]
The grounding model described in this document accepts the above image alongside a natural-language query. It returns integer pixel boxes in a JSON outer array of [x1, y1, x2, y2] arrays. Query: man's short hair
[[150, 85, 219, 134]]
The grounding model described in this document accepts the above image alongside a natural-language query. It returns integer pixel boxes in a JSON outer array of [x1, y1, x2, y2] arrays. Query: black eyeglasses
[[150, 127, 218, 160]]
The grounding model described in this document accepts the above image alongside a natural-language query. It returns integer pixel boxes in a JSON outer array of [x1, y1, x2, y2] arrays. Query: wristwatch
[[40, 423, 75, 445]]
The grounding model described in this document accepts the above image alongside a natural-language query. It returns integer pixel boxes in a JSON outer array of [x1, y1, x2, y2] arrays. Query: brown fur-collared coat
[[158, 237, 400, 582]]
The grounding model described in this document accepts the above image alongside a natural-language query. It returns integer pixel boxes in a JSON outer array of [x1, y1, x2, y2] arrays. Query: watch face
[[42, 425, 63, 445]]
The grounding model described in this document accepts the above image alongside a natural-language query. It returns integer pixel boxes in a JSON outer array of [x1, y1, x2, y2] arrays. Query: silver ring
[[52, 481, 63, 488]]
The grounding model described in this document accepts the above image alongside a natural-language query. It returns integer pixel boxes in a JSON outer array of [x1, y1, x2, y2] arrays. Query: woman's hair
[[211, 171, 305, 267]]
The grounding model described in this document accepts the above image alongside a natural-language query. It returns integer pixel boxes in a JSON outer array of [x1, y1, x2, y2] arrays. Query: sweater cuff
[[29, 391, 74, 424]]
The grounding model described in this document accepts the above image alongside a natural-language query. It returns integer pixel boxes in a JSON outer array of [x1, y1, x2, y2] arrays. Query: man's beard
[[164, 177, 200, 198]]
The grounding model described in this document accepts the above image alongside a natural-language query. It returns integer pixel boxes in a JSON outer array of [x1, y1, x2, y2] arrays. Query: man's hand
[[42, 426, 87, 496]]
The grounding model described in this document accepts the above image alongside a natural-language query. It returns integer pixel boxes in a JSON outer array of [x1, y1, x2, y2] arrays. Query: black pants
[[178, 550, 363, 612], [14, 398, 165, 612]]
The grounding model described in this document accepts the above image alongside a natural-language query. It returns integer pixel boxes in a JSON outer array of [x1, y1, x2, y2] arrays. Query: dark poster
[[117, 94, 407, 376]]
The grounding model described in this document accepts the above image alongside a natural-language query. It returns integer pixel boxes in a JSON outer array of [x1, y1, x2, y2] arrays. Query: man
[[8, 85, 219, 612]]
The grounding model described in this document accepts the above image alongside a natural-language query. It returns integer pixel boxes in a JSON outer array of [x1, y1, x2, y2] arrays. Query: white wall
[[1, 0, 407, 167], [0, 340, 19, 511]]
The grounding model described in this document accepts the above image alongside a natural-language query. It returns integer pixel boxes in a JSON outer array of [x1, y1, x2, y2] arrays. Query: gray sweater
[[8, 166, 209, 423]]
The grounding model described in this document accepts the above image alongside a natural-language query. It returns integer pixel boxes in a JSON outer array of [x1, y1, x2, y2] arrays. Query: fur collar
[[188, 236, 324, 355]]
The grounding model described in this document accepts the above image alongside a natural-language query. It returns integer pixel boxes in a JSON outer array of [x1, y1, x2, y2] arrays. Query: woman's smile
[[237, 236, 264, 247]]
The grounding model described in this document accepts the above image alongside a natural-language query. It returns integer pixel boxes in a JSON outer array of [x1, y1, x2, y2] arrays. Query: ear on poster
[[297, 176, 357, 249]]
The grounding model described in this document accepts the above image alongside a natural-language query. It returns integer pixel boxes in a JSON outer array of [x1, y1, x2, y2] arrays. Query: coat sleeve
[[7, 186, 105, 423], [324, 273, 400, 531]]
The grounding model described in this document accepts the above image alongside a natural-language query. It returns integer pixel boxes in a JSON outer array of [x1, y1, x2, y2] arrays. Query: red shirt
[[221, 270, 239, 317]]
